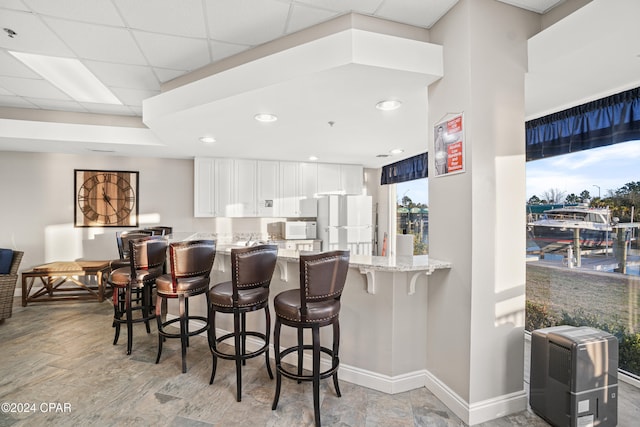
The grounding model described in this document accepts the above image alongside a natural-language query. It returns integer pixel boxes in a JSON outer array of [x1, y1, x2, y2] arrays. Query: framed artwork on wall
[[74, 169, 139, 227]]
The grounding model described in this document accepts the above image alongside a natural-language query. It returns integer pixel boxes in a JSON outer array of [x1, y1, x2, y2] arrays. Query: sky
[[396, 139, 640, 206], [525, 139, 640, 200]]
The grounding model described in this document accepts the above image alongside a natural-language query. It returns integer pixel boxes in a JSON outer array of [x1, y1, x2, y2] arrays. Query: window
[[395, 178, 428, 255], [526, 139, 640, 377]]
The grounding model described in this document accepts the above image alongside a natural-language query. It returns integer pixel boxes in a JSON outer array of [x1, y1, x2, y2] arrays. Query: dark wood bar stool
[[208, 244, 278, 402], [145, 226, 173, 236], [155, 239, 216, 373], [109, 236, 167, 355], [271, 250, 350, 427], [110, 229, 153, 271]]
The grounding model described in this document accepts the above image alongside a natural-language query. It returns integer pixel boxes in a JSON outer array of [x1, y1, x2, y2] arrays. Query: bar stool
[[208, 244, 278, 401], [110, 229, 153, 271], [155, 239, 216, 373], [271, 250, 350, 427], [109, 236, 167, 355]]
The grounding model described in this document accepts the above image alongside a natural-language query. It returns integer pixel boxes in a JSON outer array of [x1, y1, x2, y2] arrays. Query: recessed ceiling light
[[254, 113, 278, 123], [375, 100, 402, 111], [376, 154, 390, 158], [309, 156, 318, 161], [199, 136, 216, 144], [390, 148, 404, 155], [9, 51, 121, 104]]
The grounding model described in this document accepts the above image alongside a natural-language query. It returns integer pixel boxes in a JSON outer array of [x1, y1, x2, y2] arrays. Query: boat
[[527, 205, 617, 252]]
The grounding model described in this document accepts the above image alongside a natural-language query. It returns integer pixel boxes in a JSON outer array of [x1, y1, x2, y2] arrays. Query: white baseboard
[[177, 317, 528, 424]]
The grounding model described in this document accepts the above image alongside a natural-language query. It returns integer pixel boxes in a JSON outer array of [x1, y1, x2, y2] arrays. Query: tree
[[542, 188, 566, 204], [565, 193, 581, 204], [580, 190, 591, 202], [527, 195, 542, 205], [401, 195, 413, 207]]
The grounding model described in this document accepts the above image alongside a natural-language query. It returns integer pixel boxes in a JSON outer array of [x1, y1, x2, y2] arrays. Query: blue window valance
[[526, 86, 640, 161], [380, 152, 428, 185]]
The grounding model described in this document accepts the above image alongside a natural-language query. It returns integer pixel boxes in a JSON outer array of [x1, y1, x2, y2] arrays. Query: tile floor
[[1, 299, 638, 426]]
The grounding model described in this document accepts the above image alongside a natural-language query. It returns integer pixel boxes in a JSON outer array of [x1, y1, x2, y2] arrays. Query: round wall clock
[[75, 170, 139, 227]]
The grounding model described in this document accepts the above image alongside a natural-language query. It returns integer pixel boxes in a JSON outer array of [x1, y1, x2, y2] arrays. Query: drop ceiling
[[1, 0, 639, 167]]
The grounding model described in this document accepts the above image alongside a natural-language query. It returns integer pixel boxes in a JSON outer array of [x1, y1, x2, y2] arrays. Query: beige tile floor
[[0, 299, 638, 426]]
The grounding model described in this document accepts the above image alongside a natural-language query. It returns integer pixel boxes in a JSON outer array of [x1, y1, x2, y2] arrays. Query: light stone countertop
[[169, 232, 451, 274]]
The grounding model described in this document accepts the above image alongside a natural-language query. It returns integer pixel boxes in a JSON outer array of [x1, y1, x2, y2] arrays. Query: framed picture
[[74, 169, 139, 227]]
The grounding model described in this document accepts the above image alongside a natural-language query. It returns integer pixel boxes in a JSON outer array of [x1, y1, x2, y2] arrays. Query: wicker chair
[[0, 251, 24, 321]]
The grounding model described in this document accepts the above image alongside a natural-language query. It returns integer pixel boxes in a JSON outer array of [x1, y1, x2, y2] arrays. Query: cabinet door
[[316, 163, 341, 194], [256, 160, 278, 217], [341, 164, 363, 195], [299, 162, 318, 198], [233, 159, 257, 216], [278, 161, 299, 217], [194, 158, 214, 217], [215, 158, 234, 217]]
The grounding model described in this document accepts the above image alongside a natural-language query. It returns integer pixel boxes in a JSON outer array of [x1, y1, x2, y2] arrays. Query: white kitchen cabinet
[[341, 164, 364, 195], [316, 163, 363, 195], [256, 160, 279, 217], [278, 162, 318, 217], [233, 159, 257, 216], [194, 158, 234, 217], [194, 158, 215, 217]]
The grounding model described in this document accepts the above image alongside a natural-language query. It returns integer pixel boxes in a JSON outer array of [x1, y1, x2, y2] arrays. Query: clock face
[[75, 170, 138, 227]]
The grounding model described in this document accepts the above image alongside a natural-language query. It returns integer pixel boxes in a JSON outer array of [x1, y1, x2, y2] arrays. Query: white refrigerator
[[316, 195, 372, 255]]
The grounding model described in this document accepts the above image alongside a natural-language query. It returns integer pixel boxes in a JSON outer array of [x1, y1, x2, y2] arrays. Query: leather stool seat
[[273, 289, 341, 323], [209, 281, 269, 307], [156, 275, 209, 295]]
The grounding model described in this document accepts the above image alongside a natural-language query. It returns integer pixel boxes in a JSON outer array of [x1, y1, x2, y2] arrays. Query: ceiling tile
[[84, 61, 160, 91], [496, 0, 563, 14], [286, 4, 339, 34], [205, 0, 291, 45], [114, 0, 208, 38], [0, 9, 75, 56], [0, 76, 70, 100], [209, 40, 251, 63], [0, 50, 40, 78], [110, 87, 160, 107], [133, 31, 211, 70], [79, 102, 138, 116], [27, 97, 87, 112], [0, 94, 34, 108], [153, 67, 189, 84], [44, 17, 147, 65], [375, 0, 459, 28], [294, 0, 384, 14], [22, 0, 124, 25]]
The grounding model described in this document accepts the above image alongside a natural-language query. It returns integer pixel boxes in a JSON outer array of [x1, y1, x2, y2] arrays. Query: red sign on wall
[[433, 114, 465, 177]]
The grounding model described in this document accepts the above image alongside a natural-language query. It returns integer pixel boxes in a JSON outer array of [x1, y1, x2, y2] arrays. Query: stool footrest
[[157, 316, 209, 339], [275, 344, 339, 382], [211, 331, 269, 361]]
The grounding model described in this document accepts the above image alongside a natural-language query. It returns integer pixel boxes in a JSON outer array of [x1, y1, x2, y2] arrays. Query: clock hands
[[102, 186, 117, 212]]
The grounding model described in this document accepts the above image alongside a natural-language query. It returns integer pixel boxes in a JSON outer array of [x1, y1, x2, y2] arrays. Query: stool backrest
[[299, 250, 350, 305], [129, 236, 167, 272], [117, 230, 153, 259], [169, 240, 216, 280], [146, 226, 173, 236], [231, 244, 278, 292]]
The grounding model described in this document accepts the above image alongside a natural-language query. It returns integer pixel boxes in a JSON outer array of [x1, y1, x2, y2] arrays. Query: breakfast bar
[[173, 244, 451, 394]]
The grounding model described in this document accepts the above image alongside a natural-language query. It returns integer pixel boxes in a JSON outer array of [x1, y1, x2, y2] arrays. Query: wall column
[[425, 0, 539, 424]]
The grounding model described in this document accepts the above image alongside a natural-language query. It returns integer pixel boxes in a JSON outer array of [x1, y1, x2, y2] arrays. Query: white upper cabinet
[[194, 158, 361, 217], [233, 159, 257, 216], [194, 158, 233, 217], [256, 160, 279, 217], [194, 158, 214, 217], [278, 162, 318, 217], [317, 163, 363, 195]]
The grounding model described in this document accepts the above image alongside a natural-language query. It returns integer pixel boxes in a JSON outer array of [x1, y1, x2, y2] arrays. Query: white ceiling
[[0, 0, 639, 167]]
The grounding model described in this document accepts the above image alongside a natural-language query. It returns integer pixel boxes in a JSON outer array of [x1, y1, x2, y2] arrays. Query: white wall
[[0, 151, 215, 272], [426, 0, 539, 423]]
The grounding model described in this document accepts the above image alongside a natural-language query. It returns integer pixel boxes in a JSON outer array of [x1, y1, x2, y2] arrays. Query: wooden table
[[21, 261, 111, 306]]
